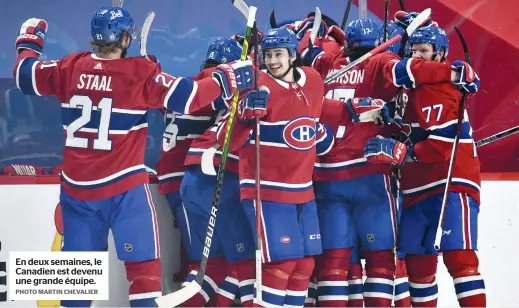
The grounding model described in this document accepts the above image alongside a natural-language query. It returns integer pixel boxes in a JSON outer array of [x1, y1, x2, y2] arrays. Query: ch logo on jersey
[[282, 117, 316, 151]]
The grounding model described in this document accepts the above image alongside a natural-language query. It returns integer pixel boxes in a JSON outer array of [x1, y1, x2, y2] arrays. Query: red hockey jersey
[[313, 52, 402, 182], [216, 67, 336, 204], [184, 110, 240, 175], [384, 57, 481, 208], [157, 67, 226, 194], [14, 50, 223, 200]]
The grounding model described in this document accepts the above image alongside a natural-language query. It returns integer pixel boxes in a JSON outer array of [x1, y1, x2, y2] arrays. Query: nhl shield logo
[[367, 234, 375, 243], [124, 243, 133, 252], [236, 243, 244, 252]]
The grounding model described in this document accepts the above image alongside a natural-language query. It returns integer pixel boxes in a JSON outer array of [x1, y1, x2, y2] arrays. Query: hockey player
[[167, 37, 255, 307], [363, 25, 485, 307], [156, 37, 249, 306], [13, 7, 253, 307], [299, 18, 403, 307], [215, 27, 388, 308]]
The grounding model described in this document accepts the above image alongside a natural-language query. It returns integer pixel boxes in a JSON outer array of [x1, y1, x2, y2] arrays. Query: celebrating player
[[170, 37, 255, 307], [363, 25, 485, 307], [13, 7, 253, 307], [303, 18, 405, 307]]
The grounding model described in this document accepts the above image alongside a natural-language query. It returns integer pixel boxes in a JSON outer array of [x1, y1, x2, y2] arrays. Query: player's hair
[[90, 31, 129, 56], [203, 59, 220, 69], [343, 46, 372, 61]]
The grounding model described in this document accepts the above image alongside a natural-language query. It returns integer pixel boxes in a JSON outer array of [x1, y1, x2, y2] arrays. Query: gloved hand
[[363, 136, 410, 168], [294, 16, 328, 40], [238, 88, 269, 124], [16, 18, 48, 55], [213, 60, 254, 99], [345, 97, 391, 124], [388, 119, 429, 146], [451, 60, 480, 94], [393, 11, 438, 29]]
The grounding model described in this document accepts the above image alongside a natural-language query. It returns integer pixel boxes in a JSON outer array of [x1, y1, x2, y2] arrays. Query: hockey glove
[[213, 60, 254, 100], [363, 136, 411, 168], [295, 16, 328, 40], [393, 11, 438, 29], [388, 119, 430, 146], [16, 18, 48, 55], [238, 89, 269, 124], [451, 60, 480, 94], [345, 97, 391, 124]]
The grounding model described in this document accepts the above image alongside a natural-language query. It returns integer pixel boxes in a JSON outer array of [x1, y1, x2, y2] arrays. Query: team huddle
[[13, 3, 484, 308]]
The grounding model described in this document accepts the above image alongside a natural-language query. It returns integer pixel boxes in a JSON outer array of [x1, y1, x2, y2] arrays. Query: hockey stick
[[112, 0, 124, 7], [201, 0, 251, 176], [383, 0, 390, 42], [232, 0, 249, 18], [269, 9, 277, 28], [399, 0, 406, 11], [324, 8, 431, 84], [304, 7, 322, 61], [358, 0, 368, 19], [340, 0, 354, 30], [433, 26, 470, 251], [475, 125, 519, 147], [154, 6, 257, 308], [140, 11, 155, 57], [251, 22, 264, 305]]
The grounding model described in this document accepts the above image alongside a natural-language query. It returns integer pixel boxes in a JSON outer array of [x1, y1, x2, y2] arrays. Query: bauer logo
[[283, 117, 316, 151]]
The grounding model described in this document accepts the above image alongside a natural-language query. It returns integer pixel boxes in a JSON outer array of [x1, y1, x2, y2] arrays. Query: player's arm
[[383, 57, 469, 89], [364, 93, 471, 166], [321, 97, 391, 126], [216, 89, 269, 153], [315, 122, 334, 156], [13, 18, 63, 97], [144, 60, 253, 115]]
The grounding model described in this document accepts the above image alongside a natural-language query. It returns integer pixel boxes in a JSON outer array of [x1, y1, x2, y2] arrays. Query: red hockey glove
[[345, 97, 391, 124], [16, 18, 48, 55], [213, 60, 254, 99], [363, 136, 410, 168], [451, 60, 480, 94]]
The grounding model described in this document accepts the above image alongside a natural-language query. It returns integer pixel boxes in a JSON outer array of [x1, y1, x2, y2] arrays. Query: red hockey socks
[[363, 250, 395, 307], [394, 256, 411, 307], [315, 248, 351, 307], [443, 250, 486, 307], [213, 261, 241, 307], [256, 260, 296, 307], [285, 257, 315, 307], [234, 259, 296, 307], [304, 272, 318, 307], [347, 262, 364, 307], [406, 254, 439, 307], [125, 259, 162, 307], [181, 257, 227, 307]]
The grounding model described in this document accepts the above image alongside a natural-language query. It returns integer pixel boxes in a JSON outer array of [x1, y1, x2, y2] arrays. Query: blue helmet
[[261, 27, 298, 54], [379, 22, 406, 53], [346, 18, 380, 48], [205, 38, 242, 64], [91, 7, 136, 44], [407, 26, 449, 61]]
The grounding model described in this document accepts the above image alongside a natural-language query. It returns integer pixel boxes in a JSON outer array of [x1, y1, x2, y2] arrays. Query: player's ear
[[289, 50, 297, 64], [437, 49, 445, 62]]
